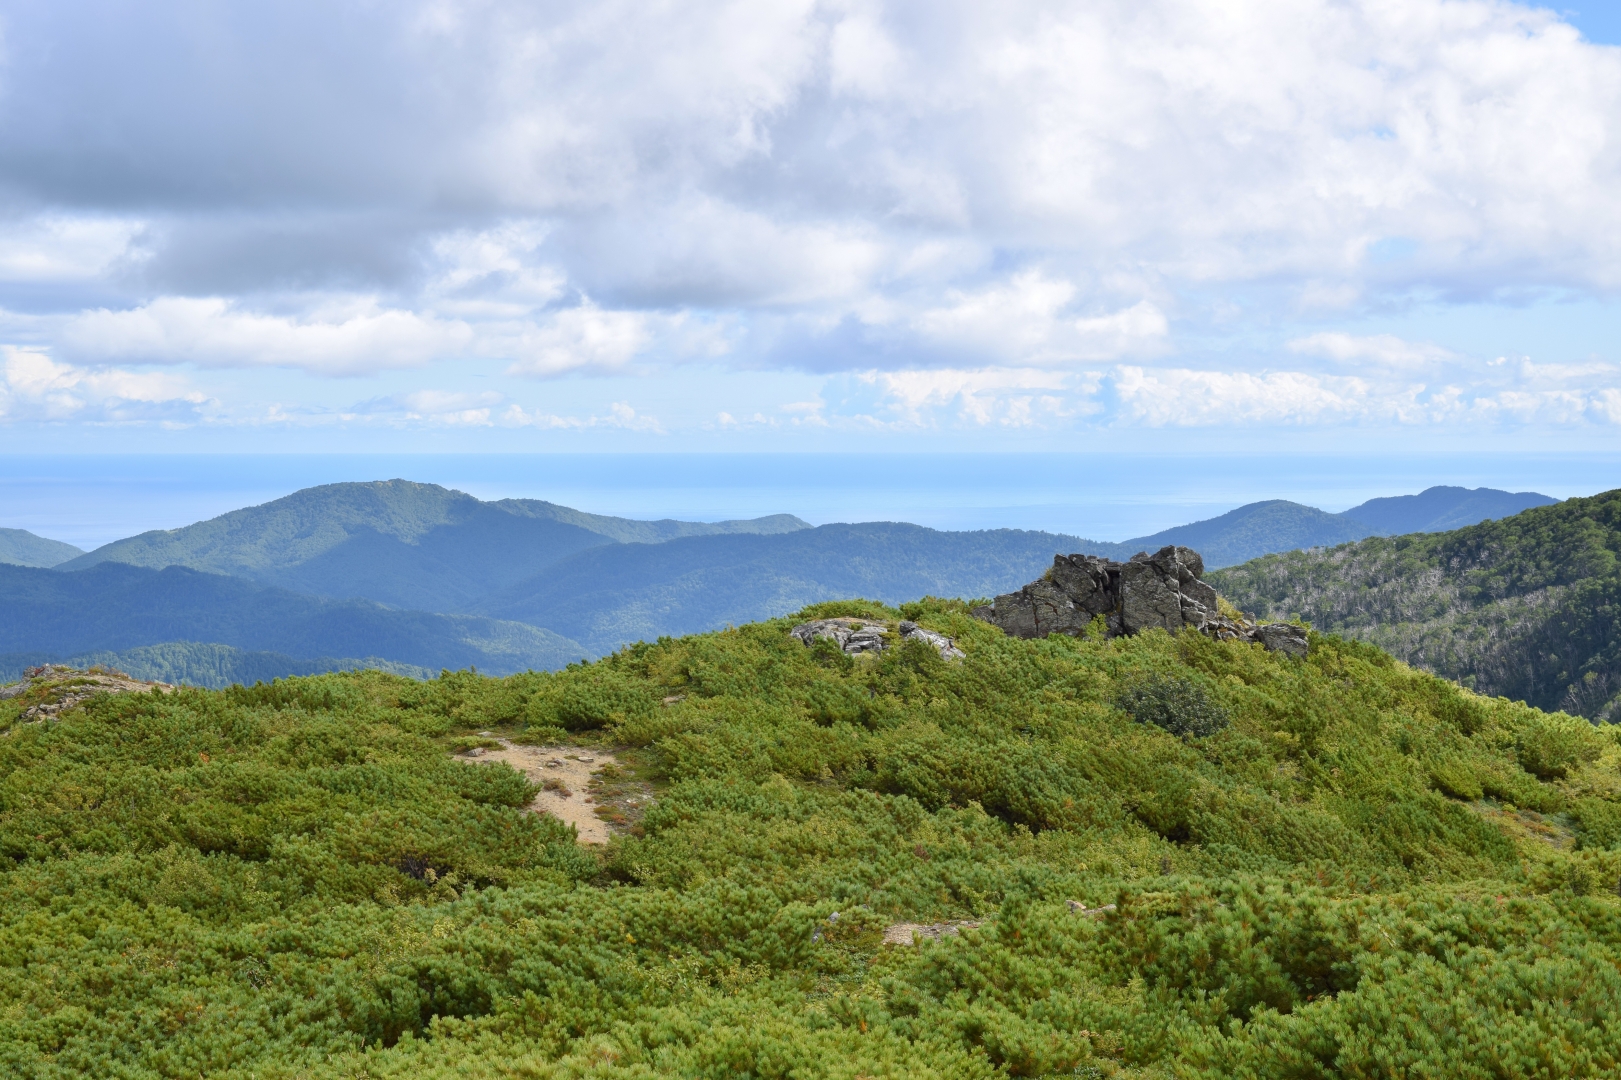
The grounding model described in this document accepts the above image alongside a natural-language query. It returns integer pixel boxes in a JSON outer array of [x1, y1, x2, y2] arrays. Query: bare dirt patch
[[459, 739, 643, 845]]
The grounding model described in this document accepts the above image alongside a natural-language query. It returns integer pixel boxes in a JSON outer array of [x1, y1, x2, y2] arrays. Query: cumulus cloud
[[0, 0, 1619, 430], [58, 297, 474, 375], [0, 347, 210, 423], [502, 401, 664, 432], [1287, 332, 1456, 369]]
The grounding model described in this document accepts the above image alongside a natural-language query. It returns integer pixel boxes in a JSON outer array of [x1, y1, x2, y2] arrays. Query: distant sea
[[3, 452, 1618, 553]]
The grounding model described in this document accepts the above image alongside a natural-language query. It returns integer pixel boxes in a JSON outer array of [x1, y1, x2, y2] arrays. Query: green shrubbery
[[1, 602, 1620, 1077]]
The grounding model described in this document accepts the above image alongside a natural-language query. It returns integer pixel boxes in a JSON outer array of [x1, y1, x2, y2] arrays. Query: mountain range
[[1210, 488, 1621, 719], [0, 478, 1559, 684]]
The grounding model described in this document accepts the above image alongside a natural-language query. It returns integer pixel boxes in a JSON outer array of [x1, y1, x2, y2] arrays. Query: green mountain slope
[[0, 562, 587, 674], [0, 527, 83, 568], [1342, 484, 1556, 534], [1209, 489, 1621, 718], [1108, 486, 1556, 569], [1, 606, 1617, 1076], [57, 480, 810, 612], [0, 641, 434, 687], [480, 521, 1099, 654], [1117, 499, 1370, 568]]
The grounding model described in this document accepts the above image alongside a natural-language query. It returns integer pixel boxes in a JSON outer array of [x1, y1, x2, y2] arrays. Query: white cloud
[[857, 366, 1086, 426], [59, 297, 474, 375], [909, 273, 1168, 364], [503, 302, 653, 377], [1113, 366, 1382, 426], [0, 215, 147, 283], [501, 401, 664, 432], [1, 0, 1620, 436], [1287, 331, 1456, 369], [0, 346, 210, 423]]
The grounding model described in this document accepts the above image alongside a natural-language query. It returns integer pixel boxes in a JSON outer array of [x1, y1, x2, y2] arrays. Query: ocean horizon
[[3, 451, 1617, 554]]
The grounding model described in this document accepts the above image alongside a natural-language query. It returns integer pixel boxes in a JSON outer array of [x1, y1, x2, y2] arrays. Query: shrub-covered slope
[[0, 562, 587, 675], [1210, 489, 1621, 719], [2, 609, 1619, 1078]]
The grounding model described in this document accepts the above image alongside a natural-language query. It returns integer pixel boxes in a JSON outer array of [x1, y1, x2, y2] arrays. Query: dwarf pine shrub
[[1, 603, 1619, 1078]]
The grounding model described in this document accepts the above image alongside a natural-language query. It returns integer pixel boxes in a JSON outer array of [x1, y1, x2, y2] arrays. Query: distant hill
[[479, 522, 1096, 655], [1209, 489, 1621, 719], [1101, 486, 1557, 569], [0, 641, 434, 688], [0, 562, 586, 675], [1340, 485, 1556, 534], [1113, 500, 1369, 569], [59, 480, 810, 612], [0, 527, 84, 568]]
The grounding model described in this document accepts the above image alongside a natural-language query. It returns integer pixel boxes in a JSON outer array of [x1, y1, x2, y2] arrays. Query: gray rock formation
[[0, 664, 173, 722], [972, 545, 1307, 656], [789, 617, 965, 660], [898, 621, 966, 660]]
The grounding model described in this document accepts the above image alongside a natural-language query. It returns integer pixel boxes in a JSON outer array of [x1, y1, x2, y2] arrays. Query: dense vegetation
[[61, 481, 809, 614], [0, 641, 433, 688], [0, 562, 585, 675], [479, 523, 1108, 655], [0, 528, 83, 569], [1211, 488, 1621, 720], [3, 602, 1619, 1078]]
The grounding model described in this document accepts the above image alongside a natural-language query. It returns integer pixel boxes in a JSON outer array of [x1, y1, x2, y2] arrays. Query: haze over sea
[[5, 452, 1616, 554]]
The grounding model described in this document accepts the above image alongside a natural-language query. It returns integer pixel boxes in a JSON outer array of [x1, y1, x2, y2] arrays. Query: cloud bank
[[0, 0, 1617, 438]]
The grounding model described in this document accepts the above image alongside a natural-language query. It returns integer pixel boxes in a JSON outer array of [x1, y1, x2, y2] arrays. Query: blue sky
[[0, 0, 1619, 453]]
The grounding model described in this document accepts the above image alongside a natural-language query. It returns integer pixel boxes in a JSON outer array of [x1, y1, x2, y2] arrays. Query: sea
[[3, 452, 1618, 554]]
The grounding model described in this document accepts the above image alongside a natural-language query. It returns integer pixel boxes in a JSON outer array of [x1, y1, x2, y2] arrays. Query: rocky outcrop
[[972, 545, 1308, 656], [1, 664, 173, 722], [790, 617, 965, 660]]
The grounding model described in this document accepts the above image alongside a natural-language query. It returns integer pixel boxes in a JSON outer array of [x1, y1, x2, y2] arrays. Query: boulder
[[789, 617, 965, 660], [972, 545, 1308, 657], [898, 621, 966, 660]]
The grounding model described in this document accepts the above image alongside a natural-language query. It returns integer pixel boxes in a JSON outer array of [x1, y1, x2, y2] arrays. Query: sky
[[0, 0, 1620, 453]]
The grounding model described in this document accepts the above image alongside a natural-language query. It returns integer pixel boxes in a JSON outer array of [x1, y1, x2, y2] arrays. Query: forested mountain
[[478, 521, 1098, 654], [1115, 485, 1556, 569], [1210, 489, 1621, 719], [2, 601, 1618, 1076], [0, 562, 585, 674], [3, 479, 1563, 679], [59, 480, 809, 612], [0, 641, 434, 688], [1117, 499, 1370, 568], [0, 527, 83, 568], [1341, 484, 1556, 534]]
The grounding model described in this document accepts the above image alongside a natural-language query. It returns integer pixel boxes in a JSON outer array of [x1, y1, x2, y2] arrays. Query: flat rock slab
[[882, 920, 982, 945], [1, 664, 173, 722], [461, 741, 619, 845]]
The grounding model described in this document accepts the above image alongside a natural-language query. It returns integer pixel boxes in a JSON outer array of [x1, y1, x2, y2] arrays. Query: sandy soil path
[[462, 740, 619, 845]]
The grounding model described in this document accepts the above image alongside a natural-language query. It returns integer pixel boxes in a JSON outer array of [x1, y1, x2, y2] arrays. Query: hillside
[[58, 480, 809, 612], [479, 522, 1098, 654], [1118, 499, 1369, 568], [0, 527, 83, 568], [0, 562, 586, 675], [1, 604, 1617, 1077], [1111, 486, 1556, 569], [0, 641, 434, 688], [1342, 484, 1556, 534], [1210, 489, 1621, 719]]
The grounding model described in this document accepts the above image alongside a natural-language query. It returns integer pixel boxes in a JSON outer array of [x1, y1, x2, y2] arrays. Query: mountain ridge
[[0, 527, 84, 568], [0, 561, 586, 675]]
